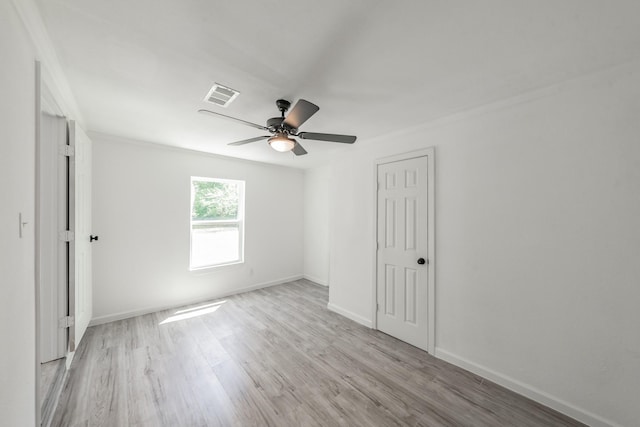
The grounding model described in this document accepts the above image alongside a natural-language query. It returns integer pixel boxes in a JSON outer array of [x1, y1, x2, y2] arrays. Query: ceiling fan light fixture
[[268, 134, 295, 152]]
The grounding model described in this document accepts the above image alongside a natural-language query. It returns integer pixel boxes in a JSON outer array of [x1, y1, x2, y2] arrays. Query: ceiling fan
[[198, 99, 357, 156]]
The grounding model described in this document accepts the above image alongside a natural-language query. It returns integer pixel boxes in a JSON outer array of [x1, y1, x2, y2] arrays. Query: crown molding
[[11, 0, 84, 125]]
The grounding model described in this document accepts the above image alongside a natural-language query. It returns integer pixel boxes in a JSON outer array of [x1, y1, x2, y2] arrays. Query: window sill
[[189, 260, 244, 273]]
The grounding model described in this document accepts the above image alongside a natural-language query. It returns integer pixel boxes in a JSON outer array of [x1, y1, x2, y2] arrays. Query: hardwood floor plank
[[52, 281, 584, 427]]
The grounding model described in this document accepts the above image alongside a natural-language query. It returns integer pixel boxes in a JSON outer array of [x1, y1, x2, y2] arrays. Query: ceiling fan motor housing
[[267, 117, 297, 134], [266, 117, 285, 129]]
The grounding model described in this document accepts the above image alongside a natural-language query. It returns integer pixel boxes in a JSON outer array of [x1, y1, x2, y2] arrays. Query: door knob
[[417, 258, 426, 265], [90, 235, 99, 242]]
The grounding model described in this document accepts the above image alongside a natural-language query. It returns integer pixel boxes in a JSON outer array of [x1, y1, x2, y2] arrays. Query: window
[[190, 177, 244, 269]]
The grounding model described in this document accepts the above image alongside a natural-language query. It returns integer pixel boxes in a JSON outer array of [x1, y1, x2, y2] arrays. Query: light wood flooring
[[41, 358, 65, 426], [52, 280, 583, 427], [41, 359, 64, 406]]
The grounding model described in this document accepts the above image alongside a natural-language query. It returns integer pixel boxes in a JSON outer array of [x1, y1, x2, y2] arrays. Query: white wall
[[327, 61, 640, 427], [303, 165, 330, 286], [0, 1, 37, 425], [91, 135, 304, 322]]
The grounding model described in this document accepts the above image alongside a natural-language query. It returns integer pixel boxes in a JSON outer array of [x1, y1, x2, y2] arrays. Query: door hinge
[[59, 230, 75, 242], [377, 303, 379, 312], [59, 316, 75, 329], [59, 145, 75, 157]]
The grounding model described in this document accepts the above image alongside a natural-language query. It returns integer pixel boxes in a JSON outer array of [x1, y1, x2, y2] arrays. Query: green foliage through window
[[192, 180, 239, 221]]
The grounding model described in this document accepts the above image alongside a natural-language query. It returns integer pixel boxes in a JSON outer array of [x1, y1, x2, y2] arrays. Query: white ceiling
[[36, 0, 640, 169]]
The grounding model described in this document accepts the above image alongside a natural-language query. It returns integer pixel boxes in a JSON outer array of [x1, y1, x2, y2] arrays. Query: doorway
[[374, 148, 435, 353]]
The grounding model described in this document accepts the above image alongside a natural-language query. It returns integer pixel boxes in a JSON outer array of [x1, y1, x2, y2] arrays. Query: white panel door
[[376, 156, 429, 350], [68, 121, 93, 352]]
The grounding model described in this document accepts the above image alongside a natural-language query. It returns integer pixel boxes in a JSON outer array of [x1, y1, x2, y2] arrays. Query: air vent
[[204, 83, 240, 107]]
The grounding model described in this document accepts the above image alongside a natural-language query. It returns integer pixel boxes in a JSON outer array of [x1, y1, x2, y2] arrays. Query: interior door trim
[[372, 147, 436, 354]]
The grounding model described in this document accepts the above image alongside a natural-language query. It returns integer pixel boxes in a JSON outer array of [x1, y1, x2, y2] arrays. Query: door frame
[[372, 147, 436, 354], [35, 60, 72, 427], [38, 78, 68, 364]]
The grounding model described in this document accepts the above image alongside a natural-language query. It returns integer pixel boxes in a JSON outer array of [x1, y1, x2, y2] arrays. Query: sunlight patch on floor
[[159, 300, 226, 325]]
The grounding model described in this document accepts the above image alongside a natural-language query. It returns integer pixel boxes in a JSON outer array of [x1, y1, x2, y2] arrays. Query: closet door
[[68, 121, 93, 352]]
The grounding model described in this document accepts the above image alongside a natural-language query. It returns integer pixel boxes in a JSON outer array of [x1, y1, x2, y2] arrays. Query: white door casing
[[38, 111, 67, 362], [68, 121, 92, 353], [375, 149, 435, 353]]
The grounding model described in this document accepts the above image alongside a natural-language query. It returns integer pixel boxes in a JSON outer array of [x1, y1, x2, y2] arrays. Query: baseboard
[[303, 274, 328, 287], [327, 303, 372, 328], [89, 275, 303, 326], [434, 348, 620, 427]]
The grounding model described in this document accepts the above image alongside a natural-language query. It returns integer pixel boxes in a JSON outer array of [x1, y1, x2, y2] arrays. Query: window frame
[[189, 176, 245, 270]]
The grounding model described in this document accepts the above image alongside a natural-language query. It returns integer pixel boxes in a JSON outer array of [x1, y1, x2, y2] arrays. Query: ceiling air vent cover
[[204, 83, 240, 107]]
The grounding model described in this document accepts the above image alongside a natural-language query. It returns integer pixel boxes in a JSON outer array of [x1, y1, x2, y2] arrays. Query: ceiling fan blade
[[283, 99, 319, 129], [228, 135, 270, 146], [292, 141, 307, 156], [199, 109, 269, 131], [297, 132, 357, 144]]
